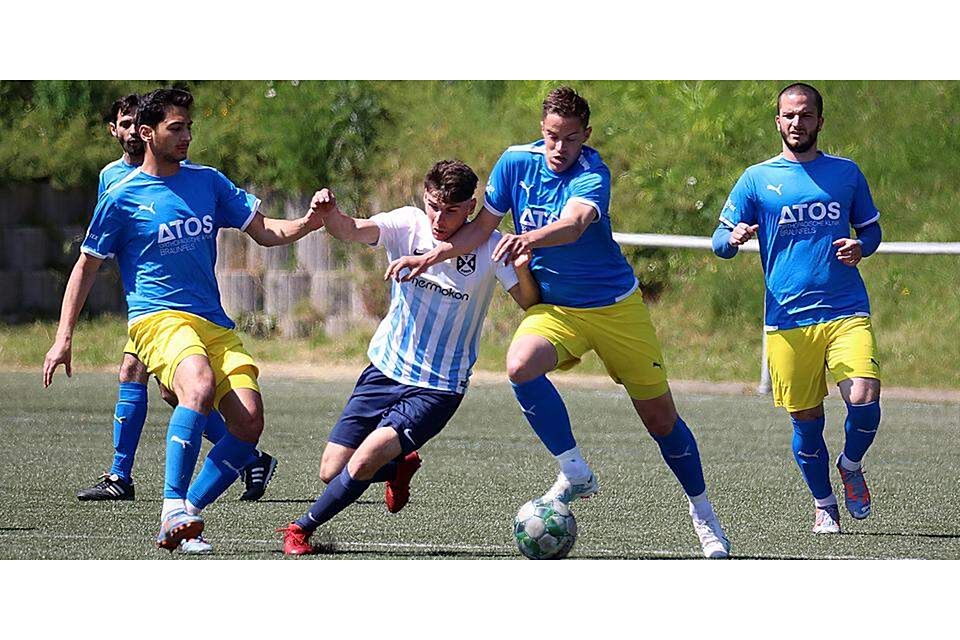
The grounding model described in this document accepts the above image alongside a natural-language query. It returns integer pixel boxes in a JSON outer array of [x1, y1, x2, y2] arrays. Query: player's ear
[[583, 126, 592, 142], [138, 124, 152, 143]]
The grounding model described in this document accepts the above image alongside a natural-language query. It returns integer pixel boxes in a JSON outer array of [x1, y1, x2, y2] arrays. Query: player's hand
[[729, 223, 759, 246], [305, 189, 336, 231], [385, 253, 431, 282], [833, 238, 863, 266], [42, 338, 72, 388], [512, 248, 532, 270], [492, 233, 533, 263]]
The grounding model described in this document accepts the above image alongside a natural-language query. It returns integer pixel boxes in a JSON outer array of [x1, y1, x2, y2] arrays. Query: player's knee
[[319, 457, 343, 484], [348, 452, 381, 481], [118, 356, 148, 384], [179, 382, 216, 413], [791, 406, 824, 422], [846, 383, 880, 405], [506, 354, 538, 384], [230, 409, 264, 443], [642, 412, 677, 438]]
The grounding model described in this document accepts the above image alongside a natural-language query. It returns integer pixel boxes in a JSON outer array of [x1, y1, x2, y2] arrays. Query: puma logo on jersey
[[778, 202, 841, 225], [519, 180, 532, 199], [766, 184, 783, 196], [158, 215, 215, 243], [138, 202, 156, 214]]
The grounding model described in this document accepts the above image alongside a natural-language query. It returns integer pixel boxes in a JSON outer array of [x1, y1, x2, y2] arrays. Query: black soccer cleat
[[239, 452, 278, 501], [77, 473, 135, 501]]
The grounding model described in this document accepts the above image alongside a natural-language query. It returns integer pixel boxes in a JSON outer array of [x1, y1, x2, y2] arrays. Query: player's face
[[541, 113, 591, 173], [776, 92, 822, 154], [423, 189, 476, 241], [141, 105, 192, 163], [109, 109, 144, 156]]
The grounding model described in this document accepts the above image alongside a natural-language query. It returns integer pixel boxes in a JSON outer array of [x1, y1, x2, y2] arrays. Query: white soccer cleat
[[689, 505, 730, 559], [540, 472, 598, 504], [178, 535, 213, 555], [812, 504, 842, 534]]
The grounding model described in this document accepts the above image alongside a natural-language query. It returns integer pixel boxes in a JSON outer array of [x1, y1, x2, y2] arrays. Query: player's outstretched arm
[[43, 253, 103, 387], [508, 251, 540, 310], [312, 188, 380, 245], [384, 208, 501, 282], [244, 195, 325, 247], [493, 200, 594, 263]]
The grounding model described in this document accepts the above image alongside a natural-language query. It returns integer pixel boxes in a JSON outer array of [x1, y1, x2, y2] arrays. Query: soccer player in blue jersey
[[712, 83, 882, 534], [77, 94, 278, 508], [276, 161, 540, 555], [385, 87, 730, 558], [43, 88, 324, 553]]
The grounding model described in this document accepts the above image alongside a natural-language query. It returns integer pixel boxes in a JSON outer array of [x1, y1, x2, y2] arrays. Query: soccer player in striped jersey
[[277, 161, 539, 555], [43, 88, 324, 553], [712, 83, 883, 534], [384, 87, 731, 559], [76, 94, 279, 512]]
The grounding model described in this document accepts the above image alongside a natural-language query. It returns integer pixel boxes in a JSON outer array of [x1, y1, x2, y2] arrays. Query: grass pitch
[[0, 370, 958, 560]]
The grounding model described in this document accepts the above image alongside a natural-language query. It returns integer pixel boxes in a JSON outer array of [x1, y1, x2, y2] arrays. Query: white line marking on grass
[[0, 531, 877, 559]]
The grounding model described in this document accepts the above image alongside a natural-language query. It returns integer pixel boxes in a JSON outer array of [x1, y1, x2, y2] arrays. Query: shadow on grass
[[843, 531, 960, 540]]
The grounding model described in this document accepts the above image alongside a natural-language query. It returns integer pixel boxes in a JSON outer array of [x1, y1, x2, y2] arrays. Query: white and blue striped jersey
[[367, 206, 519, 394]]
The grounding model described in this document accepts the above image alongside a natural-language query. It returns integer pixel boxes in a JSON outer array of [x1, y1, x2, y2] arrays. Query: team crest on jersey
[[457, 254, 476, 276]]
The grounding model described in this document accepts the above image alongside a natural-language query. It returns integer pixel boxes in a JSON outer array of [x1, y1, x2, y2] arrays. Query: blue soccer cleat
[[836, 456, 871, 520]]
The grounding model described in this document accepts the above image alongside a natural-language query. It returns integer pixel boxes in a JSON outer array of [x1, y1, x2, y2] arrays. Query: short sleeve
[[81, 196, 124, 260], [483, 151, 513, 217], [565, 167, 610, 221], [371, 207, 416, 256], [213, 170, 260, 231], [719, 171, 757, 228], [488, 231, 520, 291], [850, 167, 880, 229]]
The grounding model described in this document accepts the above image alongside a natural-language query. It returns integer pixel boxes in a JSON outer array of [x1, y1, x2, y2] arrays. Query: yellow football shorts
[[122, 338, 139, 357], [513, 290, 669, 401], [128, 310, 260, 408], [766, 316, 880, 412]]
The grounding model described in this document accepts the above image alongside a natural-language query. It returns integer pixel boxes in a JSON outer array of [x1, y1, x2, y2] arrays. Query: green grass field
[[1, 371, 957, 560]]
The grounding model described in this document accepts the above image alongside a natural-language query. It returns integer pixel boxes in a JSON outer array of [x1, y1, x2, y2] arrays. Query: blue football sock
[[651, 416, 706, 497], [295, 466, 371, 532], [370, 460, 398, 483], [203, 410, 228, 444], [163, 407, 207, 500], [186, 432, 258, 510], [511, 375, 576, 456], [791, 415, 833, 500], [109, 382, 148, 482], [843, 400, 881, 464]]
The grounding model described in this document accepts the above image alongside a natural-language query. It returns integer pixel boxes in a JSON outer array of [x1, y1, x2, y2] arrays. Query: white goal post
[[611, 232, 960, 393]]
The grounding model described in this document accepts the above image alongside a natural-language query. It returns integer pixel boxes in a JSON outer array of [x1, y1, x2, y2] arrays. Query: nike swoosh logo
[[412, 249, 429, 256], [403, 428, 417, 444]]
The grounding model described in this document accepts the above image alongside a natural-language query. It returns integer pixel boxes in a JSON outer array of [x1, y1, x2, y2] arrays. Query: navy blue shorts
[[328, 364, 464, 455]]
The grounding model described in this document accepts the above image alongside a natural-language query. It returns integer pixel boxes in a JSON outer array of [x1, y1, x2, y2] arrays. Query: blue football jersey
[[719, 152, 880, 330], [484, 140, 637, 308], [81, 164, 260, 328], [98, 157, 139, 195]]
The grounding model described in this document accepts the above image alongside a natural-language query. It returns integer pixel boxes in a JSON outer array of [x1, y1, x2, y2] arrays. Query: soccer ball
[[513, 498, 577, 560]]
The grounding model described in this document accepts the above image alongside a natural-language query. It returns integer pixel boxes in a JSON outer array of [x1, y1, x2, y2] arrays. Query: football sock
[[651, 416, 706, 497], [555, 446, 591, 481], [108, 382, 148, 482], [162, 498, 186, 519], [186, 433, 258, 510], [511, 375, 576, 455], [163, 407, 207, 499], [203, 410, 228, 444], [815, 495, 838, 508], [842, 400, 881, 465], [688, 491, 716, 521], [791, 415, 833, 501], [370, 460, 399, 483], [295, 466, 371, 532]]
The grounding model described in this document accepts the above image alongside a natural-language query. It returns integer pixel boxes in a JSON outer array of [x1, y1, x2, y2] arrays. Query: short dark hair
[[778, 82, 823, 117], [136, 88, 194, 129], [542, 86, 590, 128], [423, 160, 478, 204], [104, 93, 140, 125]]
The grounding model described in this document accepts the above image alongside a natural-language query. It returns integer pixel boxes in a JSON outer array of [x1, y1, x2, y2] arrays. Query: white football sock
[[688, 491, 715, 520], [555, 447, 591, 482], [161, 498, 185, 519], [814, 494, 838, 508], [839, 453, 862, 471], [185, 500, 202, 516]]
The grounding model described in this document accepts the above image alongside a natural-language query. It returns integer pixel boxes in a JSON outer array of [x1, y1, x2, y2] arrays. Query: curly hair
[[423, 160, 478, 204], [542, 86, 590, 127]]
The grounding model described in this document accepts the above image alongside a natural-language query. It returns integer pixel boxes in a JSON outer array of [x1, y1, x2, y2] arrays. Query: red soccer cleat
[[277, 523, 315, 556], [385, 451, 422, 514]]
